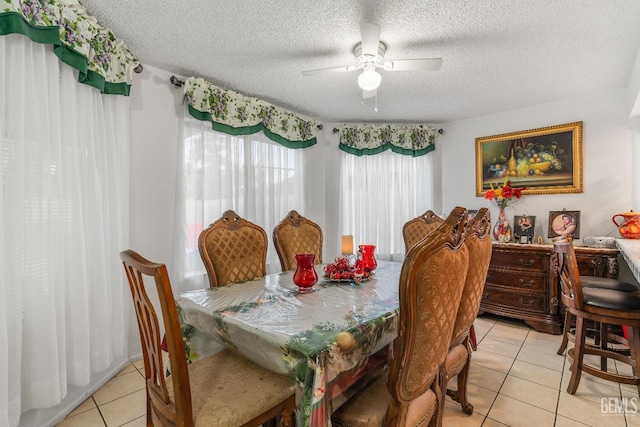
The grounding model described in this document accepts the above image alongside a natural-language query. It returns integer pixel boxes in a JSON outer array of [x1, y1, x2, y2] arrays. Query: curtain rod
[[170, 75, 184, 87]]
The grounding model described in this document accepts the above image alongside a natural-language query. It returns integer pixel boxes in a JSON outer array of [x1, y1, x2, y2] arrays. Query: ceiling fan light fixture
[[357, 69, 381, 91]]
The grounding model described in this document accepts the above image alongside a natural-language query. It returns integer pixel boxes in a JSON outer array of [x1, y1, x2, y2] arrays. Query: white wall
[[440, 89, 635, 243], [128, 67, 638, 274], [129, 66, 182, 267]]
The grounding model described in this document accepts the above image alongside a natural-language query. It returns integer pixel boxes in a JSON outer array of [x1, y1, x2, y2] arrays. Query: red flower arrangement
[[484, 178, 526, 209]]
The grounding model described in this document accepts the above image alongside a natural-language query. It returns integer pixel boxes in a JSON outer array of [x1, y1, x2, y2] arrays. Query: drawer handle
[[519, 298, 534, 307], [483, 292, 490, 299], [519, 278, 535, 287], [519, 258, 535, 267]]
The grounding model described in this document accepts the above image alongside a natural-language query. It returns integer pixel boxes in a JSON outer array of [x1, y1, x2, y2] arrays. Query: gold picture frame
[[476, 121, 583, 196]]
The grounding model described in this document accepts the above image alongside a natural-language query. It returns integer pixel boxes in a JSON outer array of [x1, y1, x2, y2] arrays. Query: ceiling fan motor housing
[[354, 42, 386, 69]]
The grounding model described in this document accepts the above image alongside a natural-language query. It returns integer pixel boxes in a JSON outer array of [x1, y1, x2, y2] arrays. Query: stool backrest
[[553, 236, 585, 310]]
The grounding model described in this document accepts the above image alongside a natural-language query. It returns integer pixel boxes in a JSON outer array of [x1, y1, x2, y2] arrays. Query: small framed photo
[[548, 210, 580, 238], [466, 209, 478, 221], [513, 215, 535, 243]]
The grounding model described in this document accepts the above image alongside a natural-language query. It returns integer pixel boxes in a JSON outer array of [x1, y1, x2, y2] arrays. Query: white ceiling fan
[[302, 23, 442, 107]]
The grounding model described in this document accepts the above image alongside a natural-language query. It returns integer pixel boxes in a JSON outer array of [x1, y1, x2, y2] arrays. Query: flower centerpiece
[[484, 178, 527, 242]]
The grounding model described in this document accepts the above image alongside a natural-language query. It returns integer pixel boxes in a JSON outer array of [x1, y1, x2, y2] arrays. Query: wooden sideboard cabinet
[[479, 242, 619, 334]]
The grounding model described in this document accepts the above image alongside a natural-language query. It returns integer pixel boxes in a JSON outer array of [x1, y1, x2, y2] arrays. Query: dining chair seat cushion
[[581, 276, 640, 292], [166, 349, 296, 426], [582, 288, 640, 312], [445, 342, 469, 377], [331, 374, 437, 427]]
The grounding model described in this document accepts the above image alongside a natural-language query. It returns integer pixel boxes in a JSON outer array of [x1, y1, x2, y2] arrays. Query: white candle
[[341, 235, 354, 256]]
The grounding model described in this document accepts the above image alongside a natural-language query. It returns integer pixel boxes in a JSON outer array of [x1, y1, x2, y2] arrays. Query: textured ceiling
[[81, 0, 640, 124]]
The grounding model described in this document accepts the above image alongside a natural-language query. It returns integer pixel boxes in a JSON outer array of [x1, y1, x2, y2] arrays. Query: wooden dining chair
[[331, 206, 469, 427], [553, 237, 640, 396], [443, 208, 492, 415], [402, 210, 444, 253], [120, 249, 296, 427], [198, 210, 268, 288], [273, 210, 323, 271]]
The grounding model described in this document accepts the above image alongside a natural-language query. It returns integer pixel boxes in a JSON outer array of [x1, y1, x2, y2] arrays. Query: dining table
[[176, 260, 402, 427]]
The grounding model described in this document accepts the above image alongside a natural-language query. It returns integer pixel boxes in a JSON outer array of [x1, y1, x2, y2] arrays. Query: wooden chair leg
[[455, 357, 473, 415], [557, 310, 572, 355], [280, 395, 296, 427], [568, 315, 586, 394], [600, 322, 609, 372]]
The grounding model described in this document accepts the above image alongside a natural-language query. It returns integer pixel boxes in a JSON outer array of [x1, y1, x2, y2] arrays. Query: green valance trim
[[337, 124, 439, 157], [339, 142, 436, 157], [184, 77, 318, 148], [1, 1, 139, 96]]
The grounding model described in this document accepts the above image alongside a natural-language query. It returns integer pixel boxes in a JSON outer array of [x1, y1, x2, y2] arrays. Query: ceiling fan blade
[[383, 58, 443, 71], [360, 23, 380, 57], [362, 88, 376, 99], [301, 65, 358, 76]]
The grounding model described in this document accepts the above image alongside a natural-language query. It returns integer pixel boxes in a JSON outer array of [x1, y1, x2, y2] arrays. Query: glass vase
[[358, 244, 377, 272], [293, 254, 318, 292], [493, 208, 512, 243]]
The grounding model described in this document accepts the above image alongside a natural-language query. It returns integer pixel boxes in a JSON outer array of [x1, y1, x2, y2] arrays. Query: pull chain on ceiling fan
[[302, 23, 443, 108]]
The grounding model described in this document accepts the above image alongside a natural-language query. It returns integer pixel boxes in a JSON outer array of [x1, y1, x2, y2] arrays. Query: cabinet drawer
[[481, 289, 547, 314], [485, 269, 546, 292], [490, 251, 548, 271]]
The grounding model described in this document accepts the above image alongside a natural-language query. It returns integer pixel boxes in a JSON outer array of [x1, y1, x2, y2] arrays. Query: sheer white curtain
[[1, 35, 130, 426], [172, 113, 306, 292], [339, 150, 434, 261]]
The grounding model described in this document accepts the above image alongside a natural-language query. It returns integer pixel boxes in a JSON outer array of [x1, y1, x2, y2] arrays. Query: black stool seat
[[581, 276, 640, 292], [557, 275, 640, 356], [583, 287, 640, 312]]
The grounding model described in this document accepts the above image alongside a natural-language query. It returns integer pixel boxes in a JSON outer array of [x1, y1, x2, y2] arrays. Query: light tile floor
[[56, 314, 640, 427]]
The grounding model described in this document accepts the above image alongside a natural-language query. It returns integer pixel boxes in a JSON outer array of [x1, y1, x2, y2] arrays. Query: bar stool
[[556, 238, 640, 358], [554, 237, 640, 396]]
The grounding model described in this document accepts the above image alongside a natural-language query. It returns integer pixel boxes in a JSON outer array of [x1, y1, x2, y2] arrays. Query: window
[[339, 150, 434, 261], [173, 115, 305, 291]]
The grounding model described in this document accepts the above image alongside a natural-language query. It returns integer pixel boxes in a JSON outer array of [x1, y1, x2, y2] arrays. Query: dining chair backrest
[[402, 210, 444, 253], [273, 210, 323, 271], [198, 210, 268, 288], [451, 207, 492, 346], [120, 249, 194, 426], [441, 208, 491, 415], [385, 206, 469, 425]]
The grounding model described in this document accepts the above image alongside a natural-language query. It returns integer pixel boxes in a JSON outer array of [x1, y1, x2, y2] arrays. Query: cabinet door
[[575, 254, 618, 278]]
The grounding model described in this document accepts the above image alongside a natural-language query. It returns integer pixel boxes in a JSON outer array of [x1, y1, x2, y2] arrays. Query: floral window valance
[[184, 77, 317, 148], [338, 124, 439, 157], [1, 0, 139, 95]]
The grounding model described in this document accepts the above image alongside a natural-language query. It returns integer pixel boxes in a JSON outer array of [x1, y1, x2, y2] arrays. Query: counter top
[[616, 239, 640, 283]]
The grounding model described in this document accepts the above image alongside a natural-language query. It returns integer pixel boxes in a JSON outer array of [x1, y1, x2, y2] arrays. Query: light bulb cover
[[357, 69, 381, 91]]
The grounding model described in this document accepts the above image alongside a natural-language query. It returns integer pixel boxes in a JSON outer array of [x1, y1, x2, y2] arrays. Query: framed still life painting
[[476, 122, 583, 197]]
